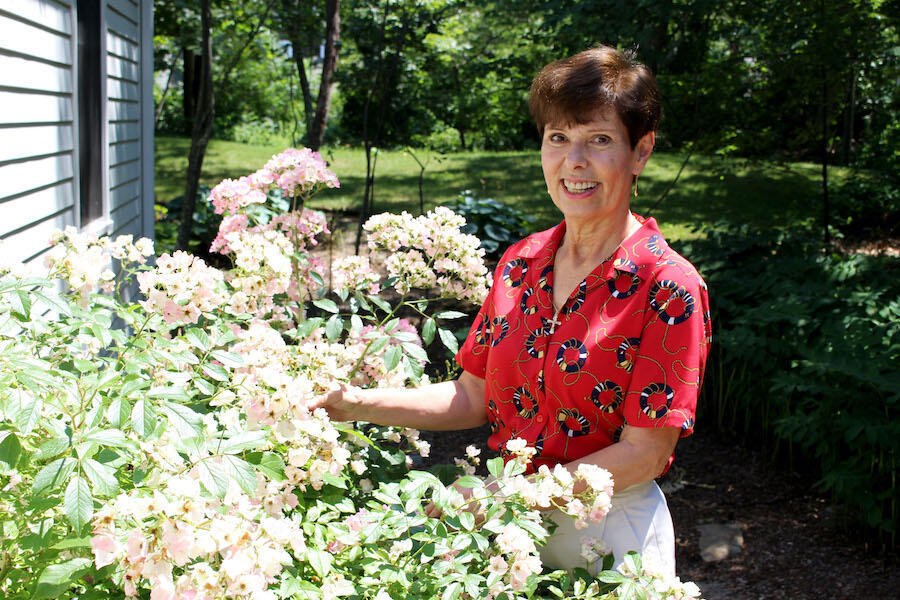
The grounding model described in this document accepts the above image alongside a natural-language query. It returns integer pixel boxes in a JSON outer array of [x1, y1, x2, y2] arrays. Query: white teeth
[[563, 180, 597, 192]]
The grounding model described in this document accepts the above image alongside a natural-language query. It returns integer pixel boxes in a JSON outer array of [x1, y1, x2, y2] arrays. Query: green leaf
[[438, 328, 459, 354], [220, 455, 258, 494], [194, 377, 216, 396], [219, 430, 269, 454], [33, 436, 72, 461], [185, 327, 210, 351], [105, 398, 131, 428], [368, 295, 392, 314], [295, 317, 324, 338], [131, 399, 158, 438], [247, 451, 286, 481], [198, 460, 229, 498], [434, 311, 468, 319], [486, 457, 504, 479], [368, 335, 391, 354], [0, 431, 23, 469], [458, 511, 475, 531], [11, 388, 42, 434], [455, 476, 483, 489], [32, 290, 72, 316], [201, 363, 230, 382], [33, 557, 92, 599], [82, 458, 119, 497], [50, 537, 92, 550], [307, 548, 333, 578], [401, 342, 429, 363], [33, 457, 77, 495], [313, 298, 340, 313], [12, 289, 32, 318], [64, 475, 93, 532], [210, 350, 245, 368], [325, 314, 343, 341], [85, 429, 135, 450], [441, 581, 462, 600], [422, 317, 436, 345], [350, 314, 363, 334], [161, 402, 204, 438], [383, 345, 402, 371]]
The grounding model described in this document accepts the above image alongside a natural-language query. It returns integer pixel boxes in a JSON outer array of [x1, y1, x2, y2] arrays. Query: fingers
[[305, 383, 346, 414]]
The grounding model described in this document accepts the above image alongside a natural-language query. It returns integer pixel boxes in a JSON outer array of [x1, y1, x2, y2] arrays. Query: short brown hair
[[528, 46, 661, 148]]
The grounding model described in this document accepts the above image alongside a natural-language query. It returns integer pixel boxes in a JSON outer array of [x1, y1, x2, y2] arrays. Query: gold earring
[[633, 175, 639, 198]]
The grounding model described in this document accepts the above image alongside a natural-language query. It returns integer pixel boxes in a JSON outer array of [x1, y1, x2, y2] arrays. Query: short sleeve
[[455, 246, 518, 378], [622, 271, 711, 437]]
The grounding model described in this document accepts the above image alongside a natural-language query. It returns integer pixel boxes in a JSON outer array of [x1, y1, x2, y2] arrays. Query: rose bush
[[0, 149, 702, 600]]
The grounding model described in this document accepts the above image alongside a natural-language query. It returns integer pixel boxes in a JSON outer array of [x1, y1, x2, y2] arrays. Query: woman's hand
[[306, 383, 366, 422]]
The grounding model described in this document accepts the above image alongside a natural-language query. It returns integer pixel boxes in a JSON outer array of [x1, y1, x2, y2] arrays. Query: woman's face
[[540, 110, 654, 226]]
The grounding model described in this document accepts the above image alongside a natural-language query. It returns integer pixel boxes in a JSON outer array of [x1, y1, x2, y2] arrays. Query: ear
[[632, 131, 655, 175]]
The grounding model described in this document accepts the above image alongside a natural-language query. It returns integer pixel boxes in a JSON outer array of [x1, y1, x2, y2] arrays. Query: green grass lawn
[[156, 136, 843, 246]]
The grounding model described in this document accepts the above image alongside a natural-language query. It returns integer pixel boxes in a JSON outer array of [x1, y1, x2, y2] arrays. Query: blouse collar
[[511, 214, 669, 281]]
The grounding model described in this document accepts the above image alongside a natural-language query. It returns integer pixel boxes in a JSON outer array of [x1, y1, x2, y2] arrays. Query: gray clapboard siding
[[106, 30, 138, 62], [1, 181, 75, 237], [0, 125, 74, 162], [0, 54, 73, 93], [109, 159, 139, 188], [0, 13, 72, 65], [5, 210, 77, 264], [107, 53, 138, 82], [0, 92, 73, 124], [109, 121, 139, 144], [108, 98, 139, 122], [106, 7, 137, 43], [0, 154, 74, 201], [0, 0, 72, 34], [1, 0, 153, 265], [110, 179, 140, 210]]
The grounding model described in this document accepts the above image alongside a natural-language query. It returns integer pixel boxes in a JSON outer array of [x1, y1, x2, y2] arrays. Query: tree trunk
[[176, 0, 214, 251], [283, 0, 313, 130], [182, 48, 201, 133], [175, 0, 275, 251], [308, 0, 341, 150]]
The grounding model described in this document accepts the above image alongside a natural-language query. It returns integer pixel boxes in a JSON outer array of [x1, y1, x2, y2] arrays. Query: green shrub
[[684, 224, 900, 544], [447, 191, 537, 259]]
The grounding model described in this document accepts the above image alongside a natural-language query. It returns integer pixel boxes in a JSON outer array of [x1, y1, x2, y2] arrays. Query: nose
[[565, 143, 587, 168]]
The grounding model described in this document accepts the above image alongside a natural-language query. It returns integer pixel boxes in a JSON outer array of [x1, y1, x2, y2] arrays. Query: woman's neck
[[559, 211, 641, 267]]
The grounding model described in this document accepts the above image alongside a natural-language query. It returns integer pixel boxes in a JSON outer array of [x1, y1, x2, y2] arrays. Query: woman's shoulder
[[628, 219, 707, 292]]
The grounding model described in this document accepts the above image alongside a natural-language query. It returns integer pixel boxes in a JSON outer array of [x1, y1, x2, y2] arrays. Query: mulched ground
[[418, 425, 900, 600]]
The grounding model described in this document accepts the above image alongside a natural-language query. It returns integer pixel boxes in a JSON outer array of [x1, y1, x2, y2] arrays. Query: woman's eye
[[548, 133, 566, 143], [593, 135, 611, 144]]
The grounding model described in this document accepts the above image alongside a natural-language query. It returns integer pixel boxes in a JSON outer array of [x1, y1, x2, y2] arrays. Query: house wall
[[0, 0, 154, 268]]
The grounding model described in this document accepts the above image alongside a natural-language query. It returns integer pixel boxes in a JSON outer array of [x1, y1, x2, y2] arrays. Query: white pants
[[539, 481, 675, 577]]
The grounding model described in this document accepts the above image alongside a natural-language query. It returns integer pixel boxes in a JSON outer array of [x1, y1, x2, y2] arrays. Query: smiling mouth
[[563, 179, 598, 193]]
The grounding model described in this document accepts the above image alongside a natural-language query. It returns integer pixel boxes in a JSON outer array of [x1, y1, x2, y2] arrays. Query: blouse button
[[536, 414, 545, 424]]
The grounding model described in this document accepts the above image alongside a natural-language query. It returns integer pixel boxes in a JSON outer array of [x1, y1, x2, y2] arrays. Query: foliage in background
[[447, 191, 537, 259], [683, 224, 900, 545]]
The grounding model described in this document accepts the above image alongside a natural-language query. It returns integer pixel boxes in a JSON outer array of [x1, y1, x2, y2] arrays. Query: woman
[[310, 46, 711, 576]]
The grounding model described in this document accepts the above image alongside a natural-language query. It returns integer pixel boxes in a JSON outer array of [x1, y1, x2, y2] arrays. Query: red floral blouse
[[456, 215, 712, 474]]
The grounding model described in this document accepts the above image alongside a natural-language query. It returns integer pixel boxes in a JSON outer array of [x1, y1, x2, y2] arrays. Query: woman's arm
[[306, 370, 488, 431], [564, 425, 681, 496]]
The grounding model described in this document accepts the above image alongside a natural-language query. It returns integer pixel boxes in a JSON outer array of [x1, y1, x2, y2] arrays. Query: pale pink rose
[[125, 530, 149, 563], [90, 533, 122, 568], [488, 555, 508, 575]]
